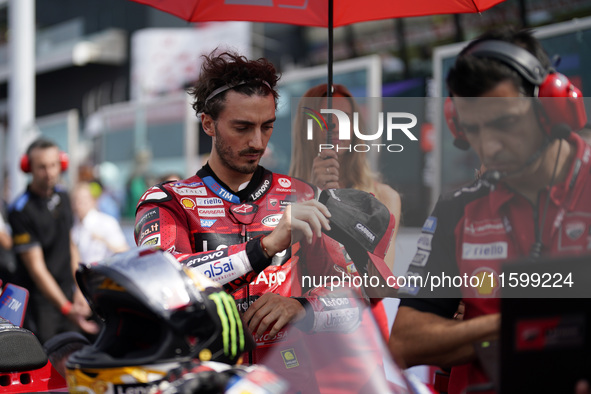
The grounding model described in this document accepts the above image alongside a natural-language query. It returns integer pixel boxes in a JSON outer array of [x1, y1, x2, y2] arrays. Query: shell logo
[[471, 267, 499, 297], [283, 351, 294, 360], [180, 197, 196, 210]]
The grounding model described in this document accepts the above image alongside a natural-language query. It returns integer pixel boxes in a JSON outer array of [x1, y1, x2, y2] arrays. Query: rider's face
[[203, 91, 276, 176]]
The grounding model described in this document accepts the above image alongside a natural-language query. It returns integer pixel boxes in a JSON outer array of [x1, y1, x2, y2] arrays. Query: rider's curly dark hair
[[188, 50, 280, 119]]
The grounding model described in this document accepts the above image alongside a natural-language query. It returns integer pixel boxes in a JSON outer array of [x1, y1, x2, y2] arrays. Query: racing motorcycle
[[154, 291, 433, 394], [61, 247, 432, 394], [0, 281, 68, 393]]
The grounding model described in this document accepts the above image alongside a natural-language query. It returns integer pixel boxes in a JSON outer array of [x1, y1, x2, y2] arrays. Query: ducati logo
[[565, 221, 585, 240]]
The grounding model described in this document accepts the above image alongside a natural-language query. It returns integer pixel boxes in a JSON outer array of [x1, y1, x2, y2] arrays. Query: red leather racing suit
[[134, 165, 383, 393]]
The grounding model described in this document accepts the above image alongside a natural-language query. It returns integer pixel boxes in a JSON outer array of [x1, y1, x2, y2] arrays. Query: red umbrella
[[130, 0, 506, 85], [129, 0, 505, 28], [130, 0, 507, 139]]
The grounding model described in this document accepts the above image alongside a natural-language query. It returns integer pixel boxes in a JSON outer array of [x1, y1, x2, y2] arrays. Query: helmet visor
[[77, 247, 199, 320]]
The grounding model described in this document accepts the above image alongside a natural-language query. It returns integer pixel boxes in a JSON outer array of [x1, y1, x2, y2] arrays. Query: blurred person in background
[[78, 163, 122, 221], [0, 204, 15, 282], [8, 138, 99, 342], [71, 181, 129, 264], [158, 171, 184, 183], [96, 161, 126, 221], [124, 149, 153, 219], [289, 83, 401, 272]]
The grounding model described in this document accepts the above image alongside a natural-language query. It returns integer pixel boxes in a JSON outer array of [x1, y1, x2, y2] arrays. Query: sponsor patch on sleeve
[[140, 234, 161, 247], [422, 216, 437, 233], [416, 234, 433, 251], [138, 220, 160, 245], [137, 185, 172, 207], [135, 207, 160, 236], [410, 249, 430, 267], [398, 271, 421, 296], [13, 233, 31, 245]]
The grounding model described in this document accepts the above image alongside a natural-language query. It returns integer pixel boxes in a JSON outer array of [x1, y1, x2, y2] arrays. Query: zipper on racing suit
[[241, 222, 254, 364]]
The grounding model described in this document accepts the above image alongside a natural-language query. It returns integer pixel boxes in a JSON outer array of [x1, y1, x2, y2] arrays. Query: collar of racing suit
[[198, 163, 267, 202]]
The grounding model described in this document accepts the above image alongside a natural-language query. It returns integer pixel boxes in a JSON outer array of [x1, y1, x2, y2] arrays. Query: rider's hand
[[262, 200, 331, 256], [242, 293, 306, 338]]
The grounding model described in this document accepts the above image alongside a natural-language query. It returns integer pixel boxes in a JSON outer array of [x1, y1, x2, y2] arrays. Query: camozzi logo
[[303, 107, 418, 153]]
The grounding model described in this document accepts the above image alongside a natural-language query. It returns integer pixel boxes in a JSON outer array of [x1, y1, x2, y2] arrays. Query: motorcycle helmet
[[65, 247, 254, 394]]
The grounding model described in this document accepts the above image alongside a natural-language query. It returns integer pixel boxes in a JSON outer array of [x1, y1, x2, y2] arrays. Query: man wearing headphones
[[8, 138, 98, 342], [389, 27, 588, 393]]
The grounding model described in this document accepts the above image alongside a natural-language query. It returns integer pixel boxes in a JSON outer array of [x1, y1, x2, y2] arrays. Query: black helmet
[[66, 247, 253, 393]]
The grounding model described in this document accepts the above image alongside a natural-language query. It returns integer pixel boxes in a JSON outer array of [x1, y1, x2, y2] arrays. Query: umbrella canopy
[[130, 0, 508, 141], [130, 0, 506, 28]]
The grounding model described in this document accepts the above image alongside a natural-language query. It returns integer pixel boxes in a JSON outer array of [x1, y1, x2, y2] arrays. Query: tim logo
[[0, 295, 22, 312], [303, 107, 418, 153]]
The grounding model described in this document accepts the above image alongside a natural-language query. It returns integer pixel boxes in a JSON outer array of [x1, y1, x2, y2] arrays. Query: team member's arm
[[390, 306, 499, 368], [18, 245, 98, 334], [0, 216, 11, 250], [389, 194, 501, 368], [69, 240, 99, 334], [20, 246, 71, 314], [242, 294, 306, 338]]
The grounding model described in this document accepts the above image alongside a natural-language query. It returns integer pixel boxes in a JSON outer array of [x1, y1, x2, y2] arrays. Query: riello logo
[[304, 107, 418, 152]]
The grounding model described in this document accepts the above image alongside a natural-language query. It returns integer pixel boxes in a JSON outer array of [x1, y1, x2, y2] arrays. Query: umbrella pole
[[327, 0, 333, 144]]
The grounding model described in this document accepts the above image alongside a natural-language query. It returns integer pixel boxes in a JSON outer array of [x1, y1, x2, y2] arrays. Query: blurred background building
[[0, 0, 590, 232]]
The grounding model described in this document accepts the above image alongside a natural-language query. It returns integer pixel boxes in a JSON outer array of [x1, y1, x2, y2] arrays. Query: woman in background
[[289, 83, 401, 272], [289, 84, 403, 392]]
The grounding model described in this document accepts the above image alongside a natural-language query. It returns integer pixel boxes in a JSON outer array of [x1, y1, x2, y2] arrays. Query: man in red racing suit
[[135, 165, 388, 391], [134, 51, 388, 393]]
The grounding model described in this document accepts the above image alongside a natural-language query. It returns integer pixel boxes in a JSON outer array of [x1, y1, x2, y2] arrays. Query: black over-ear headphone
[[445, 40, 587, 150]]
